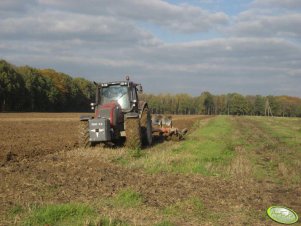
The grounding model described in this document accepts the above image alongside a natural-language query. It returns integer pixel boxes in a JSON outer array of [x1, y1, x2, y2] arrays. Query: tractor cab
[[91, 76, 143, 112]]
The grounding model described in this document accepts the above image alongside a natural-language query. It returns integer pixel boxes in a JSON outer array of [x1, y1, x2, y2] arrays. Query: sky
[[1, 0, 301, 97]]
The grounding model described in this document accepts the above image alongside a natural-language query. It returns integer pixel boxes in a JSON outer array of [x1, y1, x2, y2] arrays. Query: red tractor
[[79, 76, 152, 149]]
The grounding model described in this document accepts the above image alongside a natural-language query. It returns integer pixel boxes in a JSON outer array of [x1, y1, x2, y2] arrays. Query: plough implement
[[152, 115, 188, 141]]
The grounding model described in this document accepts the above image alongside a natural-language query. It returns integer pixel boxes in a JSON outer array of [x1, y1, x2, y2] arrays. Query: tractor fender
[[80, 115, 94, 121], [138, 101, 148, 118]]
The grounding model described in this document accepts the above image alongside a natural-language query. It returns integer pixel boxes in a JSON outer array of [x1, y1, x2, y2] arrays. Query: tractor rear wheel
[[125, 118, 142, 150], [78, 121, 91, 148], [140, 108, 153, 146]]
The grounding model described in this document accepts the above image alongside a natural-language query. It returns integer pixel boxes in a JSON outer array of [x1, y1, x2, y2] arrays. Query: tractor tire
[[125, 118, 142, 150], [140, 108, 153, 146], [78, 121, 91, 148]]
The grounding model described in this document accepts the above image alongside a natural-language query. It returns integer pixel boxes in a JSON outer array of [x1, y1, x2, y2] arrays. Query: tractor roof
[[98, 76, 140, 88], [100, 81, 129, 87]]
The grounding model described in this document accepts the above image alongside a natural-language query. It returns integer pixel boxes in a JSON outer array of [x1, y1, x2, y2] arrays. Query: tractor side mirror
[[137, 85, 143, 93]]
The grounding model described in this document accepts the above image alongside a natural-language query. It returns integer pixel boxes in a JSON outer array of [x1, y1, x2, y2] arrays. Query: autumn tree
[[0, 60, 26, 111], [228, 93, 250, 115], [253, 95, 265, 116]]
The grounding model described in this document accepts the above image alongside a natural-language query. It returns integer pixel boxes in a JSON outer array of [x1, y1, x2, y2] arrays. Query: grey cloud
[[227, 13, 301, 38], [0, 0, 35, 12], [252, 0, 301, 9], [226, 1, 301, 40], [0, 11, 159, 47], [125, 38, 301, 71], [37, 0, 229, 33]]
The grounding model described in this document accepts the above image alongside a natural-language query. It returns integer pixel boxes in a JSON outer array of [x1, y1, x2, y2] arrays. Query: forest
[[0, 60, 95, 112], [1, 59, 301, 117]]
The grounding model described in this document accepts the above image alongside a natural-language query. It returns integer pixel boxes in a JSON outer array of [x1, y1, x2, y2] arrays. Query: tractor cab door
[[130, 85, 139, 109]]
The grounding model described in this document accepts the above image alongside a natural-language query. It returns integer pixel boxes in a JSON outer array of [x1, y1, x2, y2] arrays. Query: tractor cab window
[[131, 86, 138, 102], [100, 85, 130, 110]]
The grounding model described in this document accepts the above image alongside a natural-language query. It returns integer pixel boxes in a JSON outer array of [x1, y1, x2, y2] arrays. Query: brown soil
[[170, 115, 210, 131], [0, 154, 260, 225], [0, 115, 80, 163], [0, 113, 201, 163]]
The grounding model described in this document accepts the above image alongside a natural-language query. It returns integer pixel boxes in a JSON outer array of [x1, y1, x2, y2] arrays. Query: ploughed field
[[0, 113, 198, 161], [0, 113, 301, 225]]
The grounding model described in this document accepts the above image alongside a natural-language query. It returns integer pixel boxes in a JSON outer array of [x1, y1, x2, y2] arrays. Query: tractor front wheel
[[78, 121, 91, 148]]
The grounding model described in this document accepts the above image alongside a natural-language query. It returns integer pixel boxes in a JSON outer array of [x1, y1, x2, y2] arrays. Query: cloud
[[223, 0, 301, 39], [37, 0, 229, 33], [0, 0, 37, 17], [127, 37, 301, 70], [0, 10, 160, 48], [226, 13, 301, 38], [252, 0, 301, 9]]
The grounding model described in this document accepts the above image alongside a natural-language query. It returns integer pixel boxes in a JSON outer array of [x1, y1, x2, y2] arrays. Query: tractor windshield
[[100, 85, 130, 110]]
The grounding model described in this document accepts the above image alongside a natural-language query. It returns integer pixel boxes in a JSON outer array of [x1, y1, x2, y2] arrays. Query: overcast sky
[[1, 0, 301, 96]]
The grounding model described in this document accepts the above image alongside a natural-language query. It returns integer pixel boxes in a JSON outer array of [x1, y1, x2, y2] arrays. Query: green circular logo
[[267, 206, 299, 224]]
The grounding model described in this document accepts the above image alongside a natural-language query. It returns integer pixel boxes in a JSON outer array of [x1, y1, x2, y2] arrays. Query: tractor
[[79, 76, 152, 149]]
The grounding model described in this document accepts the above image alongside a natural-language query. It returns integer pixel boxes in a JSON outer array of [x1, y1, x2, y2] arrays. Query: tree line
[[1, 59, 301, 116], [140, 92, 301, 117], [0, 60, 95, 112]]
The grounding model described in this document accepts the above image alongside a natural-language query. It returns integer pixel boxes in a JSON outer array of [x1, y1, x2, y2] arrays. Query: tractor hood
[[95, 101, 122, 127]]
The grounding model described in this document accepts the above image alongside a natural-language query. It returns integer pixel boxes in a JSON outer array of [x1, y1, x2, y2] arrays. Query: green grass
[[97, 217, 129, 226], [233, 116, 301, 184], [257, 117, 301, 147], [9, 202, 132, 226], [9, 204, 24, 216], [126, 116, 236, 175], [163, 197, 205, 218], [111, 189, 143, 208], [162, 197, 219, 224], [121, 115, 301, 182], [154, 220, 175, 226], [23, 203, 97, 226], [261, 118, 301, 184]]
